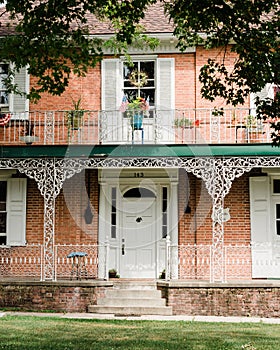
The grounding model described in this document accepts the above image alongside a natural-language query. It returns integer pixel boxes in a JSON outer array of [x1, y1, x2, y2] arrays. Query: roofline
[[1, 144, 280, 159]]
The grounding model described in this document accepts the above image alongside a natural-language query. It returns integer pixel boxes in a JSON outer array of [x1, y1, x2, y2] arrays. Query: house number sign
[[134, 172, 144, 178]]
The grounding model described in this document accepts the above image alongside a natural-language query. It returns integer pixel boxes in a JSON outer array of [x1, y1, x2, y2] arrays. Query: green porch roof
[[1, 144, 280, 158]]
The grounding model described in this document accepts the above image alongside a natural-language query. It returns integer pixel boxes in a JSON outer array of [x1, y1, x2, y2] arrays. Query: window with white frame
[[102, 57, 174, 112], [272, 178, 280, 236], [0, 63, 29, 115], [123, 60, 155, 110], [0, 63, 9, 111], [0, 176, 27, 246]]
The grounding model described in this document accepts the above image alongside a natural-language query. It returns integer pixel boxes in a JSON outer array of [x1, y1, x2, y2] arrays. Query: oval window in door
[[123, 187, 156, 198]]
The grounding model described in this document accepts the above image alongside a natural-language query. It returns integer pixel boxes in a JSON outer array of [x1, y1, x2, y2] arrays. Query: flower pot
[[131, 114, 143, 130], [67, 110, 84, 130]]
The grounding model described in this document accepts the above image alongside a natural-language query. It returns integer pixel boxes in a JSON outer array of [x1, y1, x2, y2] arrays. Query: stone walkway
[[1, 312, 280, 324]]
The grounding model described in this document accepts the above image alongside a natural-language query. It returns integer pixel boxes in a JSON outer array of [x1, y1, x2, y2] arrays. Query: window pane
[[276, 204, 280, 219], [0, 181, 7, 202], [0, 91, 8, 105], [123, 60, 155, 107], [274, 180, 280, 194], [123, 187, 156, 198], [277, 220, 280, 236], [0, 236, 6, 245], [0, 64, 8, 104], [0, 212, 6, 233], [140, 61, 154, 80], [111, 187, 117, 239]]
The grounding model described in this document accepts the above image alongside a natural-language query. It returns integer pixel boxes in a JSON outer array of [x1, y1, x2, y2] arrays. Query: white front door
[[120, 197, 157, 278]]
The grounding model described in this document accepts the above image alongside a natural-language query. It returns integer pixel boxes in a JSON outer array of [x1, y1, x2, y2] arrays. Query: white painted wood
[[6, 178, 27, 246], [250, 176, 275, 277], [121, 198, 157, 278], [12, 66, 29, 115]]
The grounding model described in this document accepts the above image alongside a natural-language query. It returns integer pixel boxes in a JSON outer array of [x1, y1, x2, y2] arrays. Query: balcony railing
[[0, 108, 271, 146]]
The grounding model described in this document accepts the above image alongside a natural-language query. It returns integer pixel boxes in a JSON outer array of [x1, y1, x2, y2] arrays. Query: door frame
[[98, 168, 178, 279]]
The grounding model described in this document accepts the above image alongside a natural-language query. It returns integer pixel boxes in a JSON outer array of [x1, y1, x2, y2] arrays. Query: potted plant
[[126, 96, 149, 130], [159, 269, 166, 279], [108, 269, 119, 279], [245, 115, 258, 132], [66, 98, 84, 131], [174, 118, 194, 128], [20, 120, 39, 145]]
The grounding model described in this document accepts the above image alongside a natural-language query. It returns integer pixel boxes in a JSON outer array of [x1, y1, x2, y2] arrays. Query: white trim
[[98, 168, 179, 278]]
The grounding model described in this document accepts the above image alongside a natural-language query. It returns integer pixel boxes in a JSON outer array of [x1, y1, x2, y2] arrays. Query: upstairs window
[[123, 60, 155, 110], [0, 63, 9, 110]]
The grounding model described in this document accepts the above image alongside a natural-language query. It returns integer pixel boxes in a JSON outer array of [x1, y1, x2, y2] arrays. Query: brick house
[[1, 2, 280, 316]]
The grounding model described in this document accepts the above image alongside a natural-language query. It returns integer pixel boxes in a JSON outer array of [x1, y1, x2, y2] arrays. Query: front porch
[[1, 145, 280, 283]]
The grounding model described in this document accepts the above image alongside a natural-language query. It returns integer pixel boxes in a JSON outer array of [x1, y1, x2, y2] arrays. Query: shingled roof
[[0, 2, 173, 36]]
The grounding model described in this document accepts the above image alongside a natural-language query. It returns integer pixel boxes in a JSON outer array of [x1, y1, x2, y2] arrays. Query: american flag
[[0, 113, 11, 127], [119, 95, 128, 112], [146, 96, 150, 110]]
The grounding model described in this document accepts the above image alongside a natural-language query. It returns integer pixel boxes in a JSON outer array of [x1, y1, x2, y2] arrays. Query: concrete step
[[88, 305, 173, 316], [105, 289, 161, 299], [88, 281, 173, 316], [112, 281, 157, 290], [97, 297, 166, 307]]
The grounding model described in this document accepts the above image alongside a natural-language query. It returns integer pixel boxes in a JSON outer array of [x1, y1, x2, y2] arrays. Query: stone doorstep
[[88, 280, 173, 316], [88, 305, 173, 316]]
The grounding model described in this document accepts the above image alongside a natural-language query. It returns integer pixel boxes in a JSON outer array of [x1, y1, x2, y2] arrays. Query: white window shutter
[[6, 178, 27, 246], [249, 176, 272, 277], [156, 58, 175, 110], [156, 58, 175, 142], [101, 59, 121, 110], [11, 67, 29, 114], [250, 83, 274, 114]]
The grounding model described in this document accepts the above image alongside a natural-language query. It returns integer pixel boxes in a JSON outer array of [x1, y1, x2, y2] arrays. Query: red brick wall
[[30, 64, 101, 111], [177, 169, 252, 279], [0, 281, 110, 312], [25, 170, 99, 246], [178, 169, 251, 246], [159, 284, 280, 318], [26, 178, 44, 244], [29, 48, 245, 113]]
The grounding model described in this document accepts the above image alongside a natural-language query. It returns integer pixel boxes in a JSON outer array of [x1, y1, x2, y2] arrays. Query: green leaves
[[168, 0, 280, 143], [0, 0, 158, 101]]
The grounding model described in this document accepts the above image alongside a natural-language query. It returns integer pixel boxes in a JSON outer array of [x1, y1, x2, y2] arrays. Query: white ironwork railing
[[2, 242, 280, 281], [0, 108, 272, 145]]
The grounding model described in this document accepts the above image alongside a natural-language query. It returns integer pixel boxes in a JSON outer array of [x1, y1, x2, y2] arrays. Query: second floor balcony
[[0, 108, 272, 146]]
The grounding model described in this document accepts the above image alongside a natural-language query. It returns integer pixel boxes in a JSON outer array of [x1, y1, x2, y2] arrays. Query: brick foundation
[[0, 281, 112, 313], [158, 281, 280, 318]]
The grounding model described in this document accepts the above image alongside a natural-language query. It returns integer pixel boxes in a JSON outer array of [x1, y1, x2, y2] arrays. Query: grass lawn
[[0, 316, 279, 349]]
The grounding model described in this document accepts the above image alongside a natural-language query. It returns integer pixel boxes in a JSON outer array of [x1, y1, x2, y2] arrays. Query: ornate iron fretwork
[[1, 155, 280, 282], [44, 111, 55, 144]]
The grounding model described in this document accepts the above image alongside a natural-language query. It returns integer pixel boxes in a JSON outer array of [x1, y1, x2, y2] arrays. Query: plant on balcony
[[126, 96, 150, 130], [174, 118, 200, 128], [20, 120, 39, 145], [66, 98, 84, 131], [244, 115, 263, 132]]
